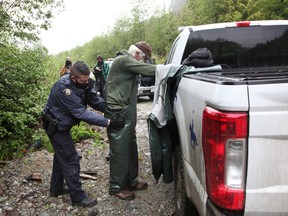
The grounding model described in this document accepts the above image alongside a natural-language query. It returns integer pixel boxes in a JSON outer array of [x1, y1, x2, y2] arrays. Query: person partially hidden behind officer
[[93, 55, 110, 97], [59, 57, 73, 77], [42, 61, 125, 207], [105, 41, 156, 200]]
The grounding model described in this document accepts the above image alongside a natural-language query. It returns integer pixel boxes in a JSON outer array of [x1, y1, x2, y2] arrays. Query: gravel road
[[0, 97, 175, 216]]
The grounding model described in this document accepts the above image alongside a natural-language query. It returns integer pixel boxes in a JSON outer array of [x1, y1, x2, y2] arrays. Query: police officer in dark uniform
[[42, 61, 124, 207]]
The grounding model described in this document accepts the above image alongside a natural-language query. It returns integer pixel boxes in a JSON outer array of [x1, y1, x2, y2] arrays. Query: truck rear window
[[183, 25, 288, 69]]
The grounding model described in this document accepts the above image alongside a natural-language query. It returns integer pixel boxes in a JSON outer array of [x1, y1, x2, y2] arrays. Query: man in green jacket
[[93, 55, 110, 97], [105, 41, 156, 200]]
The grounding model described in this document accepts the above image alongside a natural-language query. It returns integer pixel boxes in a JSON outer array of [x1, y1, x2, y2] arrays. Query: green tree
[[130, 0, 149, 41], [0, 0, 64, 160], [146, 12, 178, 58], [248, 0, 288, 20], [186, 0, 288, 24], [1, 0, 287, 161], [53, 0, 288, 64], [188, 0, 250, 23], [61, 0, 174, 64], [109, 17, 134, 51], [0, 0, 63, 43], [0, 44, 50, 159]]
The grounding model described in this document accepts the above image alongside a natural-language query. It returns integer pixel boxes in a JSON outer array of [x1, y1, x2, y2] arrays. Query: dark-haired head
[[70, 61, 90, 78], [69, 61, 91, 89], [65, 60, 72, 68]]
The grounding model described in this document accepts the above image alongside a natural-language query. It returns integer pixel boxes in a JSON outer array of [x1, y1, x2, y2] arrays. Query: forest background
[[0, 0, 287, 160]]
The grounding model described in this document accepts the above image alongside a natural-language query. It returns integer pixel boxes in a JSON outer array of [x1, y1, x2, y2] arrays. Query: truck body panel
[[164, 20, 288, 215], [245, 82, 288, 215]]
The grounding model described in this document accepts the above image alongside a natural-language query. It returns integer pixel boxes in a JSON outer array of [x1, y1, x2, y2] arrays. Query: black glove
[[109, 117, 125, 129]]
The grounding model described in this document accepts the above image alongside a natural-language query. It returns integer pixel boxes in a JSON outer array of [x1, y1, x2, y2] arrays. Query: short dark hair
[[65, 60, 72, 68], [70, 61, 90, 78]]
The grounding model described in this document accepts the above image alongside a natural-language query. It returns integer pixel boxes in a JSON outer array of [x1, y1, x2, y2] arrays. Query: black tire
[[174, 145, 199, 216]]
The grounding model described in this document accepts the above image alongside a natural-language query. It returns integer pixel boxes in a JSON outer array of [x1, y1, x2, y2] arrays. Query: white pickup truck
[[164, 20, 288, 216]]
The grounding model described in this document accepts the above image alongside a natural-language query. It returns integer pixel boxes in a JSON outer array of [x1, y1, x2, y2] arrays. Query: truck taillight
[[236, 21, 251, 27], [202, 107, 247, 210]]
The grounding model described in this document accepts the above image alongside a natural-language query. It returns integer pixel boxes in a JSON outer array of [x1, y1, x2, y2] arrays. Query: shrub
[[0, 44, 50, 160], [32, 122, 104, 154], [71, 122, 102, 144]]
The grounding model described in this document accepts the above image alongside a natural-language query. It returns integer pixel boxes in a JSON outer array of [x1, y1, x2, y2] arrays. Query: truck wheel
[[174, 145, 198, 216]]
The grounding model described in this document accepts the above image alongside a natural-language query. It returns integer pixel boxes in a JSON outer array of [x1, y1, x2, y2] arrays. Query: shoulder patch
[[63, 88, 72, 96]]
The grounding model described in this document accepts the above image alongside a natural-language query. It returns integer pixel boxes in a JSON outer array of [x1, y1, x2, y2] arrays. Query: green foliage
[[130, 0, 149, 40], [0, 0, 64, 43], [0, 44, 50, 160], [31, 122, 103, 154], [32, 129, 53, 153], [182, 0, 288, 25], [71, 122, 102, 145], [0, 0, 63, 160], [146, 13, 179, 57], [55, 1, 171, 65], [1, 0, 287, 161], [248, 0, 288, 20], [58, 0, 288, 66], [0, 139, 28, 161]]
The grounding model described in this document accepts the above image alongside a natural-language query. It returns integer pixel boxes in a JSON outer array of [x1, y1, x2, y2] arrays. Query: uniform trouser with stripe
[[48, 129, 86, 203]]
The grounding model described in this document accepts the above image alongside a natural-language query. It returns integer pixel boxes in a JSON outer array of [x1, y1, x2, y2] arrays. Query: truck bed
[[183, 66, 288, 85]]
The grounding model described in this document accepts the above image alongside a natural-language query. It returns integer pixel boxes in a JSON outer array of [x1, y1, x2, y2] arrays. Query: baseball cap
[[135, 41, 152, 61]]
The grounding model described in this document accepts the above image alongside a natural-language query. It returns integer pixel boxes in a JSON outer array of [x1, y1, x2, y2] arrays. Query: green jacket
[[148, 64, 222, 183], [105, 50, 156, 109], [93, 56, 110, 81]]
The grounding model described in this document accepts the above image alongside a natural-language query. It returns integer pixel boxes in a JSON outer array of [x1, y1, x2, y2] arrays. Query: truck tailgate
[[245, 82, 288, 215]]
